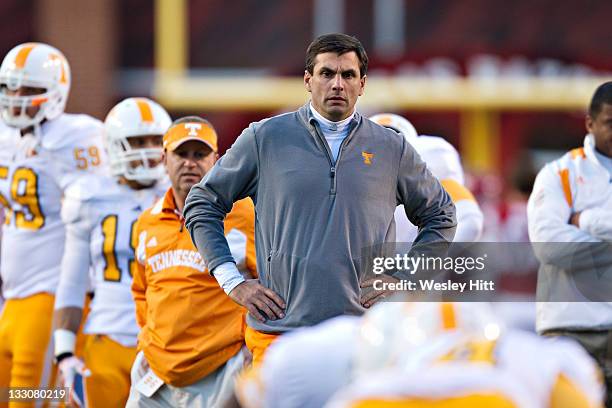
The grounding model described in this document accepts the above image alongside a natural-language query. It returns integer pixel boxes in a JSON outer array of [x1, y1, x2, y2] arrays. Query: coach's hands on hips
[[229, 279, 286, 322], [360, 275, 400, 308]]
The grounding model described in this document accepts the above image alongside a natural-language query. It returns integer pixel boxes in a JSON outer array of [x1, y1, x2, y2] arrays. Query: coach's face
[[587, 103, 612, 157], [163, 140, 217, 198], [304, 51, 366, 122]]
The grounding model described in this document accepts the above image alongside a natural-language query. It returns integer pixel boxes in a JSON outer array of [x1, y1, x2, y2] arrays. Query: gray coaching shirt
[[184, 103, 456, 333]]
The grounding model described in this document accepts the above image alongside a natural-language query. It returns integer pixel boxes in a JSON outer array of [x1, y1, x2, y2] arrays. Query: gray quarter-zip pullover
[[184, 103, 456, 332]]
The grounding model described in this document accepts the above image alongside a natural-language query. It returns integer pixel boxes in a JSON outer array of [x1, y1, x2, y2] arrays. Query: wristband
[[54, 329, 76, 357]]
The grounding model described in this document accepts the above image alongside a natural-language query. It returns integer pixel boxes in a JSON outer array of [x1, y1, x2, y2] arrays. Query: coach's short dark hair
[[589, 81, 612, 118], [171, 115, 211, 127], [305, 33, 368, 77]]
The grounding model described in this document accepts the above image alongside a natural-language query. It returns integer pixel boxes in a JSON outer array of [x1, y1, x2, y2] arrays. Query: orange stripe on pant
[[245, 326, 280, 366]]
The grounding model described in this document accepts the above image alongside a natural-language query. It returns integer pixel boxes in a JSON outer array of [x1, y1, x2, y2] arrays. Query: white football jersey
[[413, 135, 464, 184], [56, 173, 167, 346], [0, 114, 108, 299], [395, 135, 473, 243]]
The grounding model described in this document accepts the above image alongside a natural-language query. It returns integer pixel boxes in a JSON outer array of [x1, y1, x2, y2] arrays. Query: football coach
[[184, 33, 457, 365]]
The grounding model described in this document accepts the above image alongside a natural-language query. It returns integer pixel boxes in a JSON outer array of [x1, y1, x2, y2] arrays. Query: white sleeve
[[54, 196, 93, 310], [578, 196, 612, 241], [212, 262, 246, 294], [453, 199, 484, 242], [527, 164, 600, 269], [419, 138, 465, 185], [52, 125, 109, 192], [394, 205, 418, 243], [436, 145, 464, 185], [527, 164, 597, 244]]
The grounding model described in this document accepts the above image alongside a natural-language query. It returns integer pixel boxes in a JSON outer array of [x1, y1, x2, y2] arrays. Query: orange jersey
[[131, 188, 256, 387]]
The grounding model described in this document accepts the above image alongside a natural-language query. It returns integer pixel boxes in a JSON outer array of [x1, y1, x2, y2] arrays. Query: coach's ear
[[304, 70, 312, 93]]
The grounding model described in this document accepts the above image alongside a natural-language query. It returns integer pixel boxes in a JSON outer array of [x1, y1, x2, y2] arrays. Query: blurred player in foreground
[[0, 42, 108, 402], [127, 117, 256, 407], [369, 113, 483, 243], [230, 301, 603, 408], [53, 97, 171, 407]]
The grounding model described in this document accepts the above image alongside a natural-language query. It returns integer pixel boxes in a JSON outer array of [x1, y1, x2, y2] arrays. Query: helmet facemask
[[104, 97, 171, 187], [0, 81, 64, 129], [0, 43, 70, 130], [107, 134, 164, 187]]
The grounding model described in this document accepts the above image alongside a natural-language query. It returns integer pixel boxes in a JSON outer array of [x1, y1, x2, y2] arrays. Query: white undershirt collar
[[309, 103, 355, 132]]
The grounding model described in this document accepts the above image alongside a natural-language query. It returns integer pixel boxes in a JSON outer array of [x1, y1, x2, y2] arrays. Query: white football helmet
[[370, 113, 418, 142], [0, 42, 70, 129], [354, 301, 503, 377], [104, 97, 171, 184]]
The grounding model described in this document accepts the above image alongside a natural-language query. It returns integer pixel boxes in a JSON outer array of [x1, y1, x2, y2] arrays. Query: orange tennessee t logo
[[362, 151, 374, 165]]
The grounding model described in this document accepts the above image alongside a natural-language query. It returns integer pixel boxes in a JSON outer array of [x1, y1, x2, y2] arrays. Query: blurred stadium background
[[2, 0, 611, 246]]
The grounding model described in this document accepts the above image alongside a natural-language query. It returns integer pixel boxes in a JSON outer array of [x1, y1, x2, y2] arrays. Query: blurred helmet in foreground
[[354, 301, 503, 377]]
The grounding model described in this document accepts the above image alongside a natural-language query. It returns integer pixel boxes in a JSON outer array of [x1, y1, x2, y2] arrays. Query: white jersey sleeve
[[395, 135, 482, 243], [395, 194, 483, 243], [55, 179, 96, 310], [394, 205, 418, 243], [416, 136, 464, 184], [454, 199, 484, 242], [43, 113, 109, 190], [527, 162, 597, 245]]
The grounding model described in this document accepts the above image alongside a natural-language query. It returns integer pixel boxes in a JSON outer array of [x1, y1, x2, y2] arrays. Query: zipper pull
[[330, 166, 337, 194]]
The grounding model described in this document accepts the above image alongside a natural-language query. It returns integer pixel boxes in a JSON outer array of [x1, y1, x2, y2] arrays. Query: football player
[[53, 97, 171, 408], [369, 113, 484, 243], [231, 302, 502, 408], [0, 42, 108, 399], [232, 302, 603, 408], [328, 301, 603, 408]]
